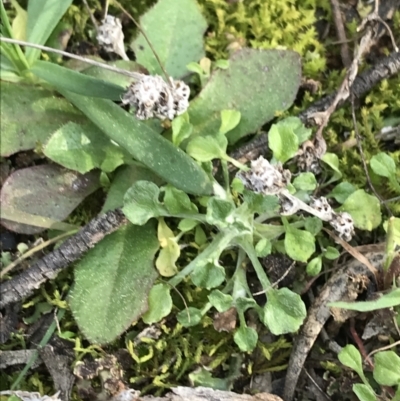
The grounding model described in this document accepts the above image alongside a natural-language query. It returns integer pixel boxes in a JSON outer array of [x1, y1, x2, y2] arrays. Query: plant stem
[[0, 37, 143, 80], [236, 238, 271, 291], [11, 308, 65, 390], [168, 230, 238, 287]]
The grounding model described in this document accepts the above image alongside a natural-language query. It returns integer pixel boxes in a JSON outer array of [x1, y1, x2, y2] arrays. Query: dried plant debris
[[0, 391, 62, 401], [213, 307, 237, 332], [97, 15, 128, 60], [74, 355, 125, 400], [121, 75, 190, 121], [283, 248, 386, 401], [237, 156, 355, 241]]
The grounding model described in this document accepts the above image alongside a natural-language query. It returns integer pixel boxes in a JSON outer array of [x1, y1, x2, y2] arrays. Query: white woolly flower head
[[310, 196, 333, 221], [121, 75, 190, 121], [96, 15, 128, 60], [237, 156, 291, 195], [330, 211, 355, 242]]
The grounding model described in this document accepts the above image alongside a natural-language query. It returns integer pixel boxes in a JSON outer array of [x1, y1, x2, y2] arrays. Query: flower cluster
[[121, 75, 190, 120], [96, 15, 128, 60], [237, 156, 355, 241], [237, 157, 291, 195]]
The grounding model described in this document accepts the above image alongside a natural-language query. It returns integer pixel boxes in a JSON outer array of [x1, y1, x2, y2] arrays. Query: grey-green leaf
[[142, 283, 173, 324], [26, 0, 73, 63], [123, 181, 168, 225], [69, 222, 159, 344], [44, 121, 130, 174], [1, 81, 86, 156], [58, 90, 212, 195], [130, 0, 207, 78], [101, 165, 164, 213], [31, 60, 125, 100], [0, 164, 99, 234], [189, 48, 301, 144], [262, 288, 306, 334]]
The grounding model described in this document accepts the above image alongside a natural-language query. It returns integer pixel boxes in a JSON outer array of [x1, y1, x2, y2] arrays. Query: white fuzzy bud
[[97, 15, 128, 60], [121, 75, 190, 121], [329, 212, 355, 242], [310, 196, 333, 221], [237, 156, 291, 195]]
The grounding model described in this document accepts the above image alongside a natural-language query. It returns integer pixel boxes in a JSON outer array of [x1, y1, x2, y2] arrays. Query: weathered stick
[[0, 209, 127, 309]]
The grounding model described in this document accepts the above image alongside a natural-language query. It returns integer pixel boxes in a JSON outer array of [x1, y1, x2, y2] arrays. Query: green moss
[[197, 0, 329, 78]]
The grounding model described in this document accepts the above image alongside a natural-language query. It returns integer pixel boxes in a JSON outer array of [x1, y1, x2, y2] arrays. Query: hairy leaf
[[70, 222, 159, 344], [0, 164, 99, 234], [31, 60, 125, 100], [189, 49, 301, 144], [44, 121, 130, 174], [26, 0, 72, 63], [59, 90, 212, 195], [131, 0, 207, 78], [262, 288, 306, 334], [1, 81, 86, 156]]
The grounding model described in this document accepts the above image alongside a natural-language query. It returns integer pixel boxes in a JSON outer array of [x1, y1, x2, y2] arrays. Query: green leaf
[[142, 283, 172, 324], [219, 110, 241, 135], [208, 290, 233, 312], [268, 121, 299, 163], [373, 351, 400, 386], [215, 59, 229, 69], [340, 190, 381, 230], [58, 91, 212, 195], [10, 0, 27, 40], [338, 345, 366, 381], [206, 197, 235, 226], [130, 0, 207, 78], [270, 117, 312, 145], [370, 152, 397, 178], [293, 173, 317, 191], [195, 225, 207, 246], [284, 224, 315, 262], [44, 122, 130, 174], [80, 60, 146, 89], [324, 246, 340, 260], [164, 185, 197, 215], [370, 152, 400, 192], [187, 134, 227, 162], [304, 217, 323, 236], [234, 326, 258, 352], [69, 223, 159, 343], [242, 191, 280, 216], [189, 49, 301, 144], [156, 218, 180, 277], [171, 113, 193, 146], [177, 307, 203, 327], [1, 81, 86, 156], [123, 181, 168, 225], [30, 60, 125, 100], [235, 297, 257, 312], [26, 0, 73, 64], [329, 288, 400, 311], [328, 182, 356, 204], [191, 261, 226, 289], [306, 256, 322, 276], [0, 164, 99, 234], [262, 288, 306, 334], [178, 218, 198, 232], [352, 384, 377, 401], [321, 153, 342, 184], [255, 238, 272, 257], [188, 367, 232, 391], [101, 165, 164, 213]]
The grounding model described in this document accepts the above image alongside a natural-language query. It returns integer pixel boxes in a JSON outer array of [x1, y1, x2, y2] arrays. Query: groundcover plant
[[0, 0, 399, 400]]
